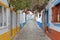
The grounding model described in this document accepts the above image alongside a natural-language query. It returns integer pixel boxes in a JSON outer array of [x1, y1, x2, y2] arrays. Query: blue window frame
[[46, 9, 50, 27]]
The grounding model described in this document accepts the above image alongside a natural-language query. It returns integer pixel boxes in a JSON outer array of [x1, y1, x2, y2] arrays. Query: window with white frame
[[0, 6, 7, 27]]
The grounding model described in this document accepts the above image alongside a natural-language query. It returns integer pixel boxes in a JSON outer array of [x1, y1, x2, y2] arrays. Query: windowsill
[[0, 26, 8, 30], [52, 22, 60, 27], [50, 26, 60, 32], [53, 23, 60, 24]]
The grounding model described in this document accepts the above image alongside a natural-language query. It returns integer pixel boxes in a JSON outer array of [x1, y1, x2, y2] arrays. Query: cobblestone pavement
[[14, 20, 51, 40]]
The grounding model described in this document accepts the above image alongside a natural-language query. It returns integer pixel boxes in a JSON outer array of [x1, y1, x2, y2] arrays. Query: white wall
[[36, 10, 43, 23], [20, 13, 25, 23], [12, 11, 16, 29], [20, 10, 26, 23], [17, 13, 20, 27]]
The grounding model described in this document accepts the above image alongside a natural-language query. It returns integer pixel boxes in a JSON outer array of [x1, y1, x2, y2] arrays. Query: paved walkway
[[14, 20, 50, 40]]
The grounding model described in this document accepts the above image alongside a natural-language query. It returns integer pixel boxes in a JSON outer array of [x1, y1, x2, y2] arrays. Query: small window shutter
[[52, 7, 58, 22]]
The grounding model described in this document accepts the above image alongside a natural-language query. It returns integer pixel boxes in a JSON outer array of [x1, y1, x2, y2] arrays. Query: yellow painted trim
[[10, 7, 14, 12], [12, 28, 16, 37], [0, 1, 9, 8], [0, 28, 17, 40], [16, 26, 20, 32], [0, 27, 20, 40], [0, 31, 11, 40], [11, 27, 20, 40]]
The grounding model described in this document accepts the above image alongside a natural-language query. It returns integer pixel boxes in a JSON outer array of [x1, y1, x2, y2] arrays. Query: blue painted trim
[[20, 23, 24, 29], [53, 0, 60, 6], [46, 10, 49, 24], [46, 23, 50, 27], [54, 24, 60, 27], [20, 22, 27, 29], [46, 9, 50, 27], [37, 21, 43, 29]]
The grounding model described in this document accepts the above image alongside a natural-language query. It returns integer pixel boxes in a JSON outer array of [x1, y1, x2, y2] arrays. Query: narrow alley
[[14, 20, 50, 40], [0, 0, 60, 40]]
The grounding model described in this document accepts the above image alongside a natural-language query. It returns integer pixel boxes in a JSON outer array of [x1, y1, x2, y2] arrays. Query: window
[[0, 6, 3, 26], [0, 6, 7, 27], [52, 3, 60, 23]]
